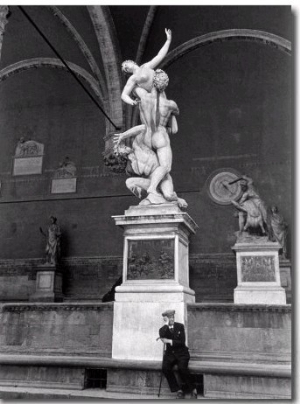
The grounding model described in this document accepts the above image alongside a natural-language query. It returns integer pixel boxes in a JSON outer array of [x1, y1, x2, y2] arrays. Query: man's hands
[[165, 28, 172, 41], [160, 338, 172, 344]]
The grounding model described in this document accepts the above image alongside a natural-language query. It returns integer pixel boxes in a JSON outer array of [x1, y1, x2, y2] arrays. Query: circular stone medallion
[[207, 169, 242, 205]]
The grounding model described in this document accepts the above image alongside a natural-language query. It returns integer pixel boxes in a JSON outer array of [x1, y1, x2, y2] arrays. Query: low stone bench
[[0, 353, 291, 398]]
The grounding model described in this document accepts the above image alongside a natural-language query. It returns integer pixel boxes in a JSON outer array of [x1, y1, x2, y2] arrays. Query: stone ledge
[[0, 386, 176, 400], [0, 302, 113, 312], [188, 303, 291, 313], [0, 355, 291, 378], [0, 254, 290, 268]]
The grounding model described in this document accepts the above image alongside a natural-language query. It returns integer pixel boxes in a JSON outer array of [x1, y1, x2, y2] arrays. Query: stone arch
[[47, 6, 108, 102], [0, 58, 107, 110], [160, 29, 291, 70], [131, 29, 291, 127], [87, 6, 124, 136], [130, 6, 158, 128]]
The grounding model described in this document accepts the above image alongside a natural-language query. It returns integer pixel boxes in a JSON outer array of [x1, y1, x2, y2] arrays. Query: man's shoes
[[176, 390, 184, 399], [190, 389, 197, 399]]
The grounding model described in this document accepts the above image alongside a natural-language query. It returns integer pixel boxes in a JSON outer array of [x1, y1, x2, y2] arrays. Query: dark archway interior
[[0, 5, 291, 302]]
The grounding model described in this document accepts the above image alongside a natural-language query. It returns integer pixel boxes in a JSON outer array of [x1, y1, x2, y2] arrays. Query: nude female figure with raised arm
[[121, 28, 172, 106]]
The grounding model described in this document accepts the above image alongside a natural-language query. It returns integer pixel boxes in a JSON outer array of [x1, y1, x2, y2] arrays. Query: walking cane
[[157, 339, 166, 397]]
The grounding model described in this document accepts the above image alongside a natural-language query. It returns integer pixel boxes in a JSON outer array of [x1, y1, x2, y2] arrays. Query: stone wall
[[0, 6, 292, 261], [0, 303, 113, 357], [0, 302, 291, 397], [0, 255, 291, 303], [187, 303, 291, 399], [187, 304, 291, 364]]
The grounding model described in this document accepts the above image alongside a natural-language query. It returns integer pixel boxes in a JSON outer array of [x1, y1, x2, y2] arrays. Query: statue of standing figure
[[114, 29, 187, 208], [40, 216, 61, 265], [269, 205, 288, 258]]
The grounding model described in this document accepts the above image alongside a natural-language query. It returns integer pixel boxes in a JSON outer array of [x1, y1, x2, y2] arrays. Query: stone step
[[0, 386, 204, 400]]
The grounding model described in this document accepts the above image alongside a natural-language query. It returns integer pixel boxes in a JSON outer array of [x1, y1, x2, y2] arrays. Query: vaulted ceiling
[[0, 5, 292, 158]]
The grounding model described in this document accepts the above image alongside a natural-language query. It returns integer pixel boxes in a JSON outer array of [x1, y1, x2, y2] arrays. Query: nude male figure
[[113, 88, 186, 207], [114, 87, 180, 197], [146, 90, 179, 197]]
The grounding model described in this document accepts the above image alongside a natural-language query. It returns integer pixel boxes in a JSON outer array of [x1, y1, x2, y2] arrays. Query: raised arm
[[242, 175, 253, 186], [146, 29, 172, 70]]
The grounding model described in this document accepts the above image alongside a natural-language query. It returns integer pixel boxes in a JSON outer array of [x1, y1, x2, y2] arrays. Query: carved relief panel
[[51, 157, 77, 194], [126, 238, 174, 280], [13, 138, 44, 176], [241, 255, 276, 282]]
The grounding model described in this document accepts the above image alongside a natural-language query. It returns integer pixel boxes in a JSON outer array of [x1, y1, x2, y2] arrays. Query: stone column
[[111, 203, 197, 361], [0, 6, 9, 61]]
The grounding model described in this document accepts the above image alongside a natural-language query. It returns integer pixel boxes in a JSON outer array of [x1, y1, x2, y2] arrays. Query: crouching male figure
[[159, 310, 197, 399]]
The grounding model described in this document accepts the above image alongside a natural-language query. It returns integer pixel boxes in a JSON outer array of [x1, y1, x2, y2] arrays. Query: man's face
[[163, 315, 174, 325], [169, 316, 175, 325]]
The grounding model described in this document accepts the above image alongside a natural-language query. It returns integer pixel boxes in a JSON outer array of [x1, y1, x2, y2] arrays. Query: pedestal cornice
[[112, 205, 198, 235]]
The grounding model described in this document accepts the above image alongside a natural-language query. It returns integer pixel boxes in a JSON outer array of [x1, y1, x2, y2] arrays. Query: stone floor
[[0, 386, 204, 400]]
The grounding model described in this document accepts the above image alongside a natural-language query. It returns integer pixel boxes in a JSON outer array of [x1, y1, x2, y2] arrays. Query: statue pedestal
[[111, 204, 197, 361], [29, 264, 63, 302], [232, 239, 286, 305]]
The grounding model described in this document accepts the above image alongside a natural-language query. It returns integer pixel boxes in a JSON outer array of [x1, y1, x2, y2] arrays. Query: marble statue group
[[113, 29, 288, 256], [113, 29, 187, 208]]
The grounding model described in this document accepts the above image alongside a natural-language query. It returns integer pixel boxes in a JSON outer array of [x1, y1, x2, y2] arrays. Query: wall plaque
[[51, 157, 77, 194], [13, 156, 43, 176], [241, 255, 276, 282], [51, 178, 77, 194], [127, 239, 174, 280], [38, 273, 52, 289], [13, 139, 44, 176]]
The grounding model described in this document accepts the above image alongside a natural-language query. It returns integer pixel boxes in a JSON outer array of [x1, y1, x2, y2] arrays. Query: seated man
[[159, 310, 197, 399]]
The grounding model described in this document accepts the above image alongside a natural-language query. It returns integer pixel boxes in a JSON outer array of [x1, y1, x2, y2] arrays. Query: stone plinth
[[29, 265, 63, 302], [112, 204, 197, 360], [232, 240, 286, 305]]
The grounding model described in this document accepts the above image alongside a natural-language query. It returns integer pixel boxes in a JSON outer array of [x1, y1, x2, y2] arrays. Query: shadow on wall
[[102, 276, 122, 302], [60, 228, 70, 259]]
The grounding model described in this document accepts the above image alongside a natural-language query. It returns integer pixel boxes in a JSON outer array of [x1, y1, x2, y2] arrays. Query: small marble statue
[[231, 175, 268, 236], [269, 205, 288, 258], [40, 216, 61, 265]]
